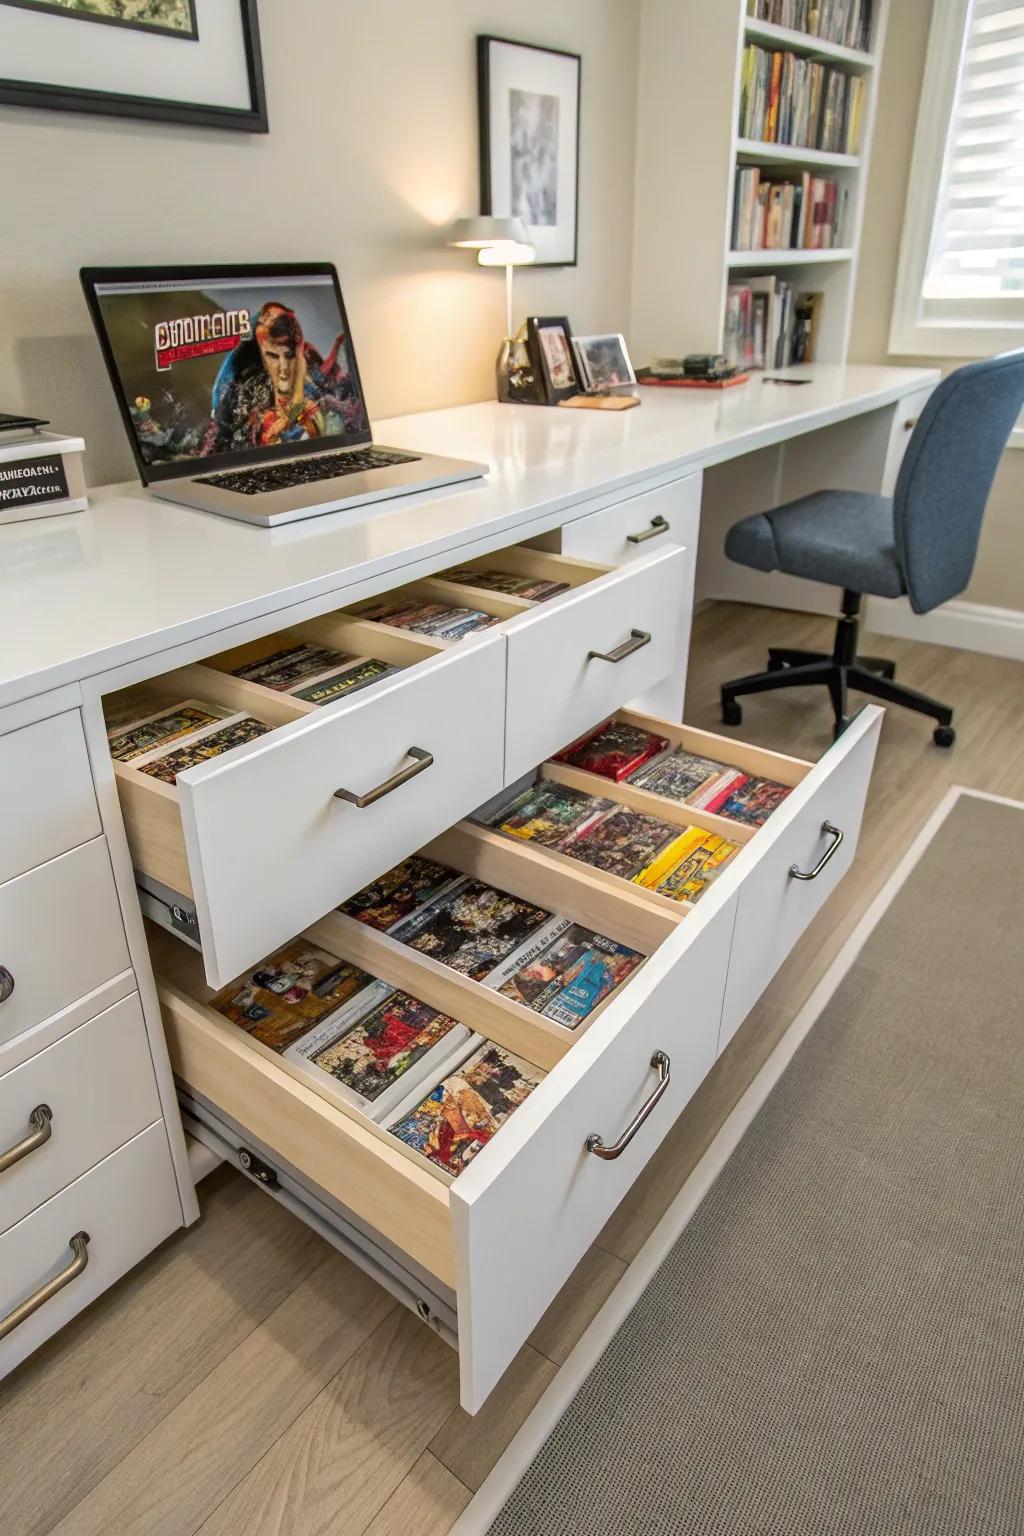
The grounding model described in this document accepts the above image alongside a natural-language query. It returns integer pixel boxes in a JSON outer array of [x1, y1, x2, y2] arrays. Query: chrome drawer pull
[[586, 1051, 670, 1161], [334, 746, 433, 808], [789, 820, 844, 881], [626, 515, 670, 544], [0, 966, 14, 1005], [0, 1232, 90, 1341], [588, 629, 652, 664], [0, 1105, 52, 1175]]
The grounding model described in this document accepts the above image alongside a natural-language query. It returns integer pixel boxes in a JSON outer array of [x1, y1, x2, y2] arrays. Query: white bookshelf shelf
[[743, 18, 876, 73], [735, 139, 861, 170], [728, 247, 855, 267]]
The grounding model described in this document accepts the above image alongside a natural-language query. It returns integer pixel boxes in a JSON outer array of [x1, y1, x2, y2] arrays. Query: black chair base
[[720, 591, 956, 747]]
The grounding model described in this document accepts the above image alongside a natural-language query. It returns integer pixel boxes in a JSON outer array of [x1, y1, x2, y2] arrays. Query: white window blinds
[[923, 0, 1024, 322]]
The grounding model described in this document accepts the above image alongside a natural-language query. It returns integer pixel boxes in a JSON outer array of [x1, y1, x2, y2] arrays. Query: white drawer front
[[0, 994, 161, 1234], [0, 1122, 180, 1378], [559, 474, 701, 566], [717, 706, 883, 1051], [0, 840, 131, 1050], [503, 544, 690, 783], [451, 885, 736, 1413], [881, 386, 936, 497], [178, 636, 506, 989], [0, 711, 100, 884]]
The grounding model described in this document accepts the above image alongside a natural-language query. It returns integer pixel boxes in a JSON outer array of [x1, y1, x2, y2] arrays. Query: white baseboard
[[864, 596, 1024, 662]]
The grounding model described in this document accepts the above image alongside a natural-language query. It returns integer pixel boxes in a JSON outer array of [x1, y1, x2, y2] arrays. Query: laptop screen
[[81, 264, 371, 484]]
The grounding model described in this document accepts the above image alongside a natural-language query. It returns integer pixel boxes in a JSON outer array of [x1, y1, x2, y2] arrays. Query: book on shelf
[[746, 0, 873, 52], [725, 279, 822, 369], [732, 166, 848, 251], [739, 43, 866, 154]]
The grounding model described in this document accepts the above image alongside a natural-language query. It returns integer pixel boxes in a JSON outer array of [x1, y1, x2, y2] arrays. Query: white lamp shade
[[477, 242, 536, 268], [447, 216, 530, 249]]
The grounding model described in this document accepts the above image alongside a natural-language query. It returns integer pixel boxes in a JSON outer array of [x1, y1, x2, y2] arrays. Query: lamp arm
[[505, 263, 513, 339]]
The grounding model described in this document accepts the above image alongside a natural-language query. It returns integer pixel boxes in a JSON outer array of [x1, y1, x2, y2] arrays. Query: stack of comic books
[[482, 779, 741, 905], [629, 746, 791, 827], [108, 699, 271, 784], [554, 718, 669, 781], [439, 566, 570, 602], [340, 854, 644, 1029], [209, 933, 545, 1178], [356, 596, 499, 641], [229, 641, 399, 707]]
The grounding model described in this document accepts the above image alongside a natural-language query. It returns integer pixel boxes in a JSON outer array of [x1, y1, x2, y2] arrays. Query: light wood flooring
[[3, 603, 1023, 1536]]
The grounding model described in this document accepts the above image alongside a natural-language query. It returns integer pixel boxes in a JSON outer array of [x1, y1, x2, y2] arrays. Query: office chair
[[719, 350, 1024, 747]]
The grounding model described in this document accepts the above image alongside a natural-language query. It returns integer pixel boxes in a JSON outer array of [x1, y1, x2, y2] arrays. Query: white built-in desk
[[0, 362, 936, 1411]]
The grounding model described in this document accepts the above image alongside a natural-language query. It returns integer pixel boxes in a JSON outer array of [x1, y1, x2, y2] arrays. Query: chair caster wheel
[[722, 699, 743, 727], [933, 725, 956, 748]]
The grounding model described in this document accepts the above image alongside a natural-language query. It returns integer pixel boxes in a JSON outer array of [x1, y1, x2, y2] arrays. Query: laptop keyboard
[[196, 447, 421, 496]]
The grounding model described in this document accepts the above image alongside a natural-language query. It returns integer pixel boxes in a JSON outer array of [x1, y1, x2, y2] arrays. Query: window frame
[[889, 0, 1024, 357]]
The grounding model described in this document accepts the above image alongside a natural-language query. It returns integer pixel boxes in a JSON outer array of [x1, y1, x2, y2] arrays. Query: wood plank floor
[[4, 603, 1022, 1536]]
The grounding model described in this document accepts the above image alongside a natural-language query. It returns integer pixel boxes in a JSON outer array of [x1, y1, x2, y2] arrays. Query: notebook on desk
[[81, 262, 487, 527]]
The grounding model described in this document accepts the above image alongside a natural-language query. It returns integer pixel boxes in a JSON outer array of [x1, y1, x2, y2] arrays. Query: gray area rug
[[488, 793, 1024, 1535]]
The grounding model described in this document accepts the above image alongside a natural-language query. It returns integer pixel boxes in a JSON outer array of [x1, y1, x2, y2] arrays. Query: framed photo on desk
[[0, 0, 267, 131]]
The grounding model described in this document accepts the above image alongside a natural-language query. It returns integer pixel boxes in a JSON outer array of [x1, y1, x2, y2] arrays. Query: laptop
[[80, 262, 487, 527]]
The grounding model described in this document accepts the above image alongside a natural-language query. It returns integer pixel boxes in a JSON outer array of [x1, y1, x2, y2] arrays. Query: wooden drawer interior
[[149, 817, 684, 1281], [473, 707, 814, 918]]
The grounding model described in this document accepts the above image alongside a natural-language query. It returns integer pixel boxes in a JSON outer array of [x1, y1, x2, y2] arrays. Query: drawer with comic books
[[149, 700, 882, 1416], [102, 537, 688, 990]]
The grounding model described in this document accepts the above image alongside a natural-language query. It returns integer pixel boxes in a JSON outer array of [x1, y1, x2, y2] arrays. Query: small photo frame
[[573, 334, 636, 392], [526, 316, 580, 404]]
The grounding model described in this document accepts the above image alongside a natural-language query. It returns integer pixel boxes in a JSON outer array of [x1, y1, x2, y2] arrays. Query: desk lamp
[[447, 216, 537, 402]]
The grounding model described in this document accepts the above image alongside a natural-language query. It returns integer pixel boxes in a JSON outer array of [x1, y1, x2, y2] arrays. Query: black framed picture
[[478, 36, 580, 267], [527, 316, 581, 404], [0, 0, 267, 132]]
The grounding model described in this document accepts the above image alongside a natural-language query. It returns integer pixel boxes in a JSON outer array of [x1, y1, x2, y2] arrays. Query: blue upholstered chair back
[[894, 349, 1024, 614]]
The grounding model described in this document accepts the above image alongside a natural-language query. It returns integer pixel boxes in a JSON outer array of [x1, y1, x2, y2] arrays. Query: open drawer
[[150, 704, 880, 1413], [106, 538, 688, 989]]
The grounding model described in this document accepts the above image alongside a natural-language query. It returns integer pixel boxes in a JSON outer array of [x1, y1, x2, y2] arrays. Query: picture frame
[[526, 316, 581, 404], [478, 35, 581, 268], [573, 333, 637, 392], [0, 0, 267, 132]]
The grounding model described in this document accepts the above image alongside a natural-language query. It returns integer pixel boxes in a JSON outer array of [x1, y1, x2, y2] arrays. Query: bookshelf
[[630, 0, 890, 370]]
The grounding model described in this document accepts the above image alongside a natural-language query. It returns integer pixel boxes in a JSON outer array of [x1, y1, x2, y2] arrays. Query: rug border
[[451, 785, 1024, 1536]]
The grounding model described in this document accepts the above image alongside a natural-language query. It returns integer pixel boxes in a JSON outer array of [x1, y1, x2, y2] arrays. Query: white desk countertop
[[0, 364, 937, 708]]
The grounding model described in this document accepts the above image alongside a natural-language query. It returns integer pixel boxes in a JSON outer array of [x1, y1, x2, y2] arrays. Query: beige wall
[[0, 0, 639, 487], [851, 0, 1022, 611]]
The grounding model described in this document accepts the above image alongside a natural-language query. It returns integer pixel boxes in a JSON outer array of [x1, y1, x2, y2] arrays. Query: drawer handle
[[586, 1051, 670, 1161], [904, 416, 919, 431], [789, 820, 844, 881], [0, 1231, 90, 1342], [588, 629, 652, 664], [0, 1105, 52, 1175], [626, 515, 670, 545], [334, 745, 434, 808], [0, 966, 14, 1005]]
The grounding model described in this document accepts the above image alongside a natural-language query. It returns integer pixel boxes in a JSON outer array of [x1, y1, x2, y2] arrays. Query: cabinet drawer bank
[[153, 705, 881, 1412], [112, 540, 688, 989]]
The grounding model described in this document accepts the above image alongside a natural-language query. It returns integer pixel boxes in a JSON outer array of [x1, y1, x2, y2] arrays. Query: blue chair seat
[[724, 489, 905, 600]]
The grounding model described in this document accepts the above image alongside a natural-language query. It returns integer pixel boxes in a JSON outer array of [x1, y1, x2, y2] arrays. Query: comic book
[[562, 805, 683, 880], [387, 1042, 544, 1176], [704, 775, 792, 826], [391, 879, 551, 980], [291, 658, 399, 706], [107, 700, 224, 762], [554, 718, 669, 782], [634, 826, 739, 903], [496, 924, 643, 1028], [291, 990, 469, 1115], [210, 940, 374, 1052], [231, 643, 356, 692], [629, 747, 733, 804], [132, 714, 271, 784], [357, 599, 495, 638], [441, 566, 570, 602], [339, 856, 464, 932], [487, 779, 613, 849]]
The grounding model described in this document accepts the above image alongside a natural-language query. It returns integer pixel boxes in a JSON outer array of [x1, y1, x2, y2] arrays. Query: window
[[890, 0, 1024, 355]]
